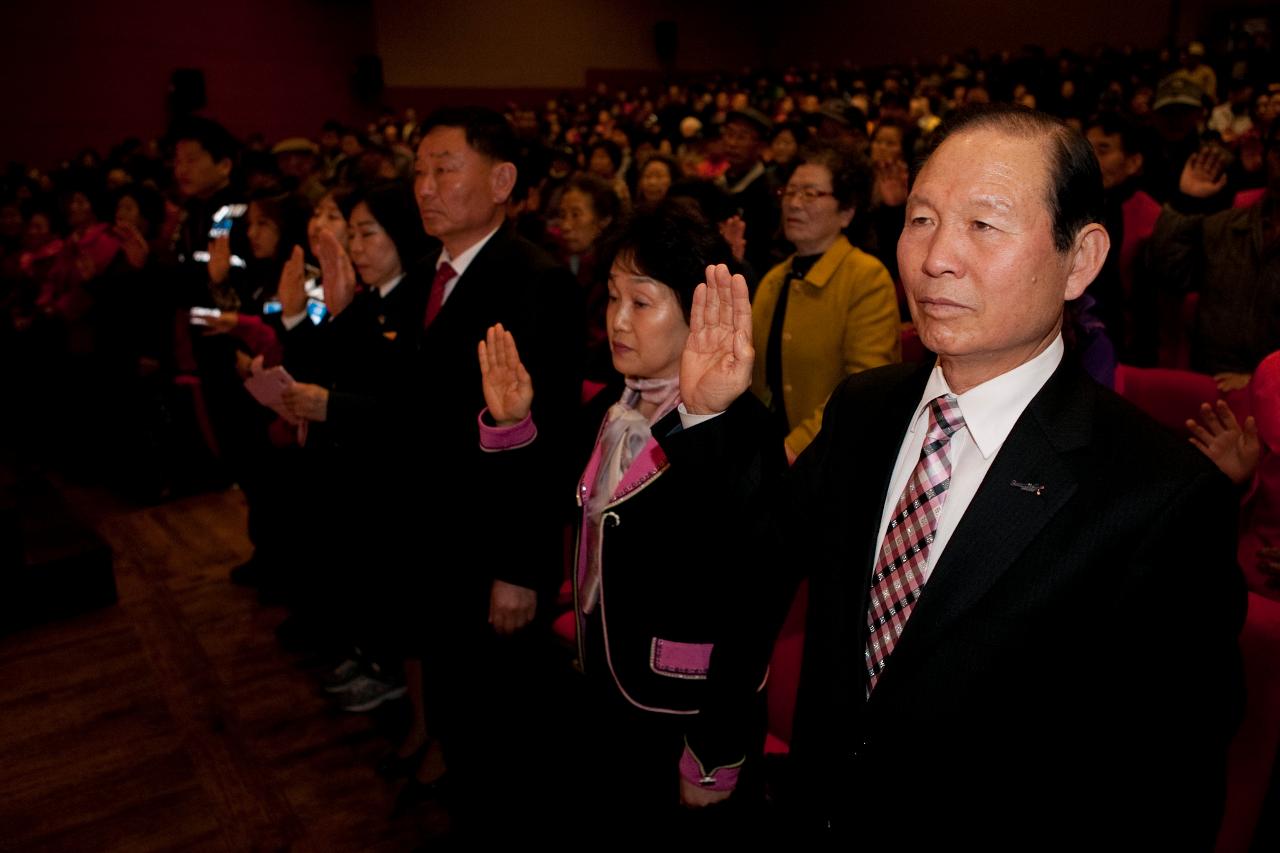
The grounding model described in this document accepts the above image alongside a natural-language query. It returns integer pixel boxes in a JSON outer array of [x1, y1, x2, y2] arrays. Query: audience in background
[[2, 32, 1278, 847]]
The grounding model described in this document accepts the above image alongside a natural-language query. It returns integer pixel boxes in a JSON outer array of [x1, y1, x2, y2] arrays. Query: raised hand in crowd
[[719, 215, 747, 264], [478, 323, 533, 425], [1187, 399, 1261, 485], [1179, 145, 1230, 198], [202, 310, 240, 336], [1215, 371, 1252, 393], [208, 233, 231, 284], [874, 158, 910, 207], [317, 229, 357, 317], [282, 382, 330, 422], [680, 263, 754, 415], [113, 223, 150, 270], [278, 245, 307, 317]]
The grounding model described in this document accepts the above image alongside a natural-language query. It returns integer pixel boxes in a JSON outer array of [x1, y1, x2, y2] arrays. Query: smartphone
[[189, 306, 222, 327], [306, 298, 328, 325], [207, 204, 247, 240], [262, 300, 283, 315]]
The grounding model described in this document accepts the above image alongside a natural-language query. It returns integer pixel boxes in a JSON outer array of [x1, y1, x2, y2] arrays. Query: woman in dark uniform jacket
[[477, 198, 779, 835]]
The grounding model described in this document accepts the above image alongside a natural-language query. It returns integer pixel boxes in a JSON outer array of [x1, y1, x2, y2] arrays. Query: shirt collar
[[911, 334, 1064, 459], [376, 272, 405, 298], [437, 223, 503, 280]]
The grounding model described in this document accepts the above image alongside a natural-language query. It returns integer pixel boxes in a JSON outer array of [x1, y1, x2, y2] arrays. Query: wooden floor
[[0, 485, 444, 852]]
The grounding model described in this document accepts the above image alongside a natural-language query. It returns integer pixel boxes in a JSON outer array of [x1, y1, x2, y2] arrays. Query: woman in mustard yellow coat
[[751, 140, 901, 461]]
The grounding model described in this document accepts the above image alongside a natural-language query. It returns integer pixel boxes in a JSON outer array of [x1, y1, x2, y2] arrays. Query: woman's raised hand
[[478, 323, 534, 425], [680, 264, 753, 414], [318, 230, 357, 317], [278, 245, 307, 316]]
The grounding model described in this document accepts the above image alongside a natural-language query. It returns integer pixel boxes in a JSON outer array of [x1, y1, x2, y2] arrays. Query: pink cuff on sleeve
[[478, 409, 537, 452], [679, 744, 742, 793]]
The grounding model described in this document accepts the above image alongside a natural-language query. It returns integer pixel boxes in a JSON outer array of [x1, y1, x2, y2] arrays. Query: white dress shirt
[[678, 335, 1064, 582], [436, 223, 503, 305], [876, 335, 1064, 581]]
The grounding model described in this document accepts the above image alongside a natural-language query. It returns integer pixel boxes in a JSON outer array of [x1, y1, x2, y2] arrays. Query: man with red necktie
[[390, 106, 582, 837]]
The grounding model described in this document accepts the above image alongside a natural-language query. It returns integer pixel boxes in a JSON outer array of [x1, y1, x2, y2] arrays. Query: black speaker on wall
[[353, 54, 385, 104], [655, 21, 678, 66], [169, 68, 206, 115]]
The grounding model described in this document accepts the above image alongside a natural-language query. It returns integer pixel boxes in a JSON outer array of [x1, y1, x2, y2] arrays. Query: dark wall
[[2, 0, 377, 167], [1, 0, 1261, 170]]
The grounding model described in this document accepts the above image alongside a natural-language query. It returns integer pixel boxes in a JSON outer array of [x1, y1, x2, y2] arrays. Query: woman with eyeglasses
[[755, 140, 901, 462]]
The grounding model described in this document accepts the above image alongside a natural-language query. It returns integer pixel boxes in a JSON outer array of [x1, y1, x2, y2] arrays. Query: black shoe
[[376, 742, 429, 780], [391, 773, 451, 818]]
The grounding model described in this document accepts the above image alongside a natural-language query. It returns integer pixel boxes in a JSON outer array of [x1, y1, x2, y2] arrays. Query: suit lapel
[[427, 226, 510, 337], [842, 365, 935, 588], [875, 360, 1095, 685], [821, 363, 933, 693]]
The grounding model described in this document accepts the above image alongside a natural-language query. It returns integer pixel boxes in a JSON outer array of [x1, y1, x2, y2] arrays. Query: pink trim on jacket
[[477, 409, 537, 451], [574, 434, 668, 590], [679, 744, 742, 792]]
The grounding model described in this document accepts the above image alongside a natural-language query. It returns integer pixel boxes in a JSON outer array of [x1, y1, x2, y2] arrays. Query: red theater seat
[[1216, 593, 1280, 853]]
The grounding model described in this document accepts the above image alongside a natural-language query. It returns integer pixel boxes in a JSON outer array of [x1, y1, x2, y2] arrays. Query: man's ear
[[1123, 151, 1144, 181], [490, 162, 517, 205], [1063, 222, 1110, 301]]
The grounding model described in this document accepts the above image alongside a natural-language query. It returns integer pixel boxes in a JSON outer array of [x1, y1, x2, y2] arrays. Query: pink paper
[[244, 359, 301, 425]]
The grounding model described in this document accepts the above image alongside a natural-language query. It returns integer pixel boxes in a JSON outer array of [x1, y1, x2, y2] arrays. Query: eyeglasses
[[777, 186, 836, 203]]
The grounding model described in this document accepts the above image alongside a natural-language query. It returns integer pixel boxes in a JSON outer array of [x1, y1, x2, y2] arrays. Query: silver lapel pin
[[1010, 480, 1045, 496]]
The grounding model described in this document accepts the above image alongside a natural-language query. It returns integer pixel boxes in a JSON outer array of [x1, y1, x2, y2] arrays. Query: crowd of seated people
[[1, 34, 1278, 843]]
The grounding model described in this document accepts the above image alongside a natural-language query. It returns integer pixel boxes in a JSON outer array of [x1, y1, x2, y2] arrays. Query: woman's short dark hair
[[769, 120, 809, 145], [114, 183, 166, 240], [347, 181, 434, 267], [665, 178, 737, 225], [588, 139, 623, 172], [872, 117, 920, 160], [565, 172, 622, 227], [918, 103, 1104, 253], [794, 140, 872, 213], [59, 183, 111, 225], [602, 197, 734, 321], [248, 188, 312, 259], [638, 153, 678, 181], [1083, 111, 1142, 158]]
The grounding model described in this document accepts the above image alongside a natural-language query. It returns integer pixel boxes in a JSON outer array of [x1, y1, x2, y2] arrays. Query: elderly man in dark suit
[[665, 104, 1244, 850], [384, 107, 582, 831]]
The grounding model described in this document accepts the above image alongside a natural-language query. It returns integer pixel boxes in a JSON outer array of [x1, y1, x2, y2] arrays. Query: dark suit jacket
[[392, 224, 584, 618], [661, 356, 1245, 850]]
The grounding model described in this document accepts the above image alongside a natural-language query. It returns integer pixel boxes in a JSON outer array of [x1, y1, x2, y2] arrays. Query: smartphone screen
[[189, 306, 222, 327], [306, 298, 328, 325]]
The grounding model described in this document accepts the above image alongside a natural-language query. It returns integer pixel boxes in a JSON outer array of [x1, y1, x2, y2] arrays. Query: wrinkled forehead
[[915, 127, 1054, 211]]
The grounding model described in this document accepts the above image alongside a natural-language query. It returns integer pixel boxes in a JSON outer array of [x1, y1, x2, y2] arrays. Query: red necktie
[[423, 261, 457, 328], [865, 394, 964, 693]]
